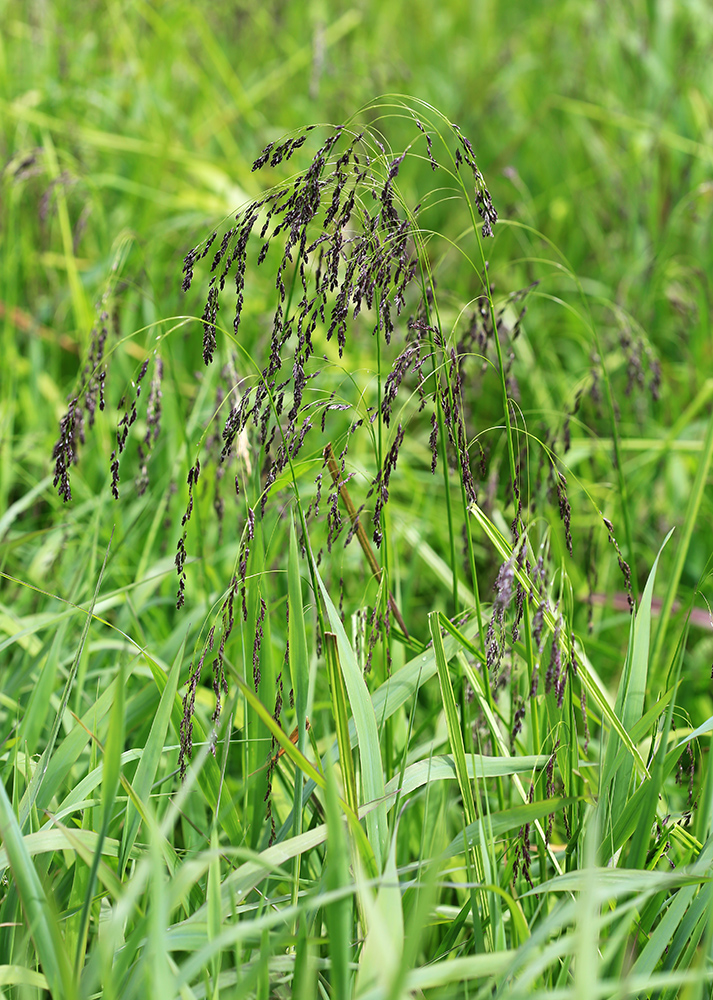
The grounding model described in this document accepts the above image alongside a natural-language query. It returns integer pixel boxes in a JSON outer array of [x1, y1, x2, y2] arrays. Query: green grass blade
[[140, 647, 242, 844], [324, 755, 353, 999], [18, 536, 112, 830], [0, 778, 73, 999], [625, 613, 685, 870], [288, 518, 310, 908], [603, 530, 672, 832], [315, 563, 388, 871], [429, 612, 488, 948], [325, 632, 359, 816], [119, 635, 185, 874], [384, 753, 549, 798], [207, 827, 222, 997], [73, 656, 126, 973], [445, 798, 570, 858], [355, 827, 404, 996], [630, 834, 713, 980], [651, 407, 713, 672]]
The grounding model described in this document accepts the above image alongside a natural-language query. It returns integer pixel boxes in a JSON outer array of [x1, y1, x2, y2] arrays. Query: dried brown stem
[[324, 442, 410, 638]]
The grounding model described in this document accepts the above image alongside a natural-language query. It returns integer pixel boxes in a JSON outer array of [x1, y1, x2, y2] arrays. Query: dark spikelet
[[238, 534, 251, 622], [554, 469, 573, 556], [175, 532, 187, 609], [179, 647, 207, 777], [511, 578, 525, 643], [82, 315, 110, 428], [485, 615, 501, 676], [52, 398, 82, 502], [511, 697, 526, 752], [210, 575, 238, 724], [545, 740, 559, 845], [372, 423, 405, 548], [252, 141, 275, 171], [381, 342, 420, 427], [264, 763, 276, 845], [484, 557, 516, 685], [181, 461, 201, 527], [429, 412, 439, 473], [136, 356, 164, 497], [494, 557, 515, 615], [602, 516, 634, 612], [453, 126, 498, 237], [201, 281, 219, 365], [545, 617, 562, 695], [174, 461, 201, 605], [532, 601, 546, 660], [181, 249, 198, 292], [513, 783, 535, 886], [364, 604, 383, 676], [415, 119, 439, 171], [253, 596, 267, 690]]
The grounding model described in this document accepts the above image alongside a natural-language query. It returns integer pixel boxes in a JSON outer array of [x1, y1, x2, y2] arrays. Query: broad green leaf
[[445, 798, 570, 858], [384, 753, 550, 798]]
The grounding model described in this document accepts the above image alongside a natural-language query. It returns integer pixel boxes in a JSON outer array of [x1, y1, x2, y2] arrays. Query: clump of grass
[[15, 94, 711, 999]]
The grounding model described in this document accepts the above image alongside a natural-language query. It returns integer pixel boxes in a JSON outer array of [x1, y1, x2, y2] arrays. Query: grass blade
[[119, 634, 185, 874], [0, 778, 73, 999], [325, 632, 359, 815], [315, 563, 388, 871]]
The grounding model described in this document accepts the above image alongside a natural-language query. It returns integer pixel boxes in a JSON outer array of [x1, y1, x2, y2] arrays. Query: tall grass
[[2, 3, 713, 998]]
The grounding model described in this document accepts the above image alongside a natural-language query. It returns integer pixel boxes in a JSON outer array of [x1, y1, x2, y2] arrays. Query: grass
[[2, 1, 713, 997]]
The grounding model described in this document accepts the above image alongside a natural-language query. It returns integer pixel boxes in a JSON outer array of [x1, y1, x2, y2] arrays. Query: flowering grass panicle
[[48, 107, 610, 776]]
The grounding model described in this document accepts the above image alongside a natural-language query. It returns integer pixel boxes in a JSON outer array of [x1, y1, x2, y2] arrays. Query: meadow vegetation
[[2, 1, 713, 997]]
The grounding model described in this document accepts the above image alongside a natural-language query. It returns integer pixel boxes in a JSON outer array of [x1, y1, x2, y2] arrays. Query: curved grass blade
[[288, 518, 310, 909], [445, 798, 570, 859], [601, 529, 672, 832], [651, 406, 713, 672], [325, 632, 359, 815], [384, 753, 549, 798], [324, 755, 353, 999], [0, 778, 73, 999], [119, 633, 185, 875], [429, 612, 488, 948], [315, 563, 388, 871], [73, 657, 126, 973], [18, 534, 112, 830]]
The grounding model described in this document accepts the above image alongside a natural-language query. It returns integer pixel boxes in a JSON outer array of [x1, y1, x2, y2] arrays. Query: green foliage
[[2, 1, 713, 997]]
